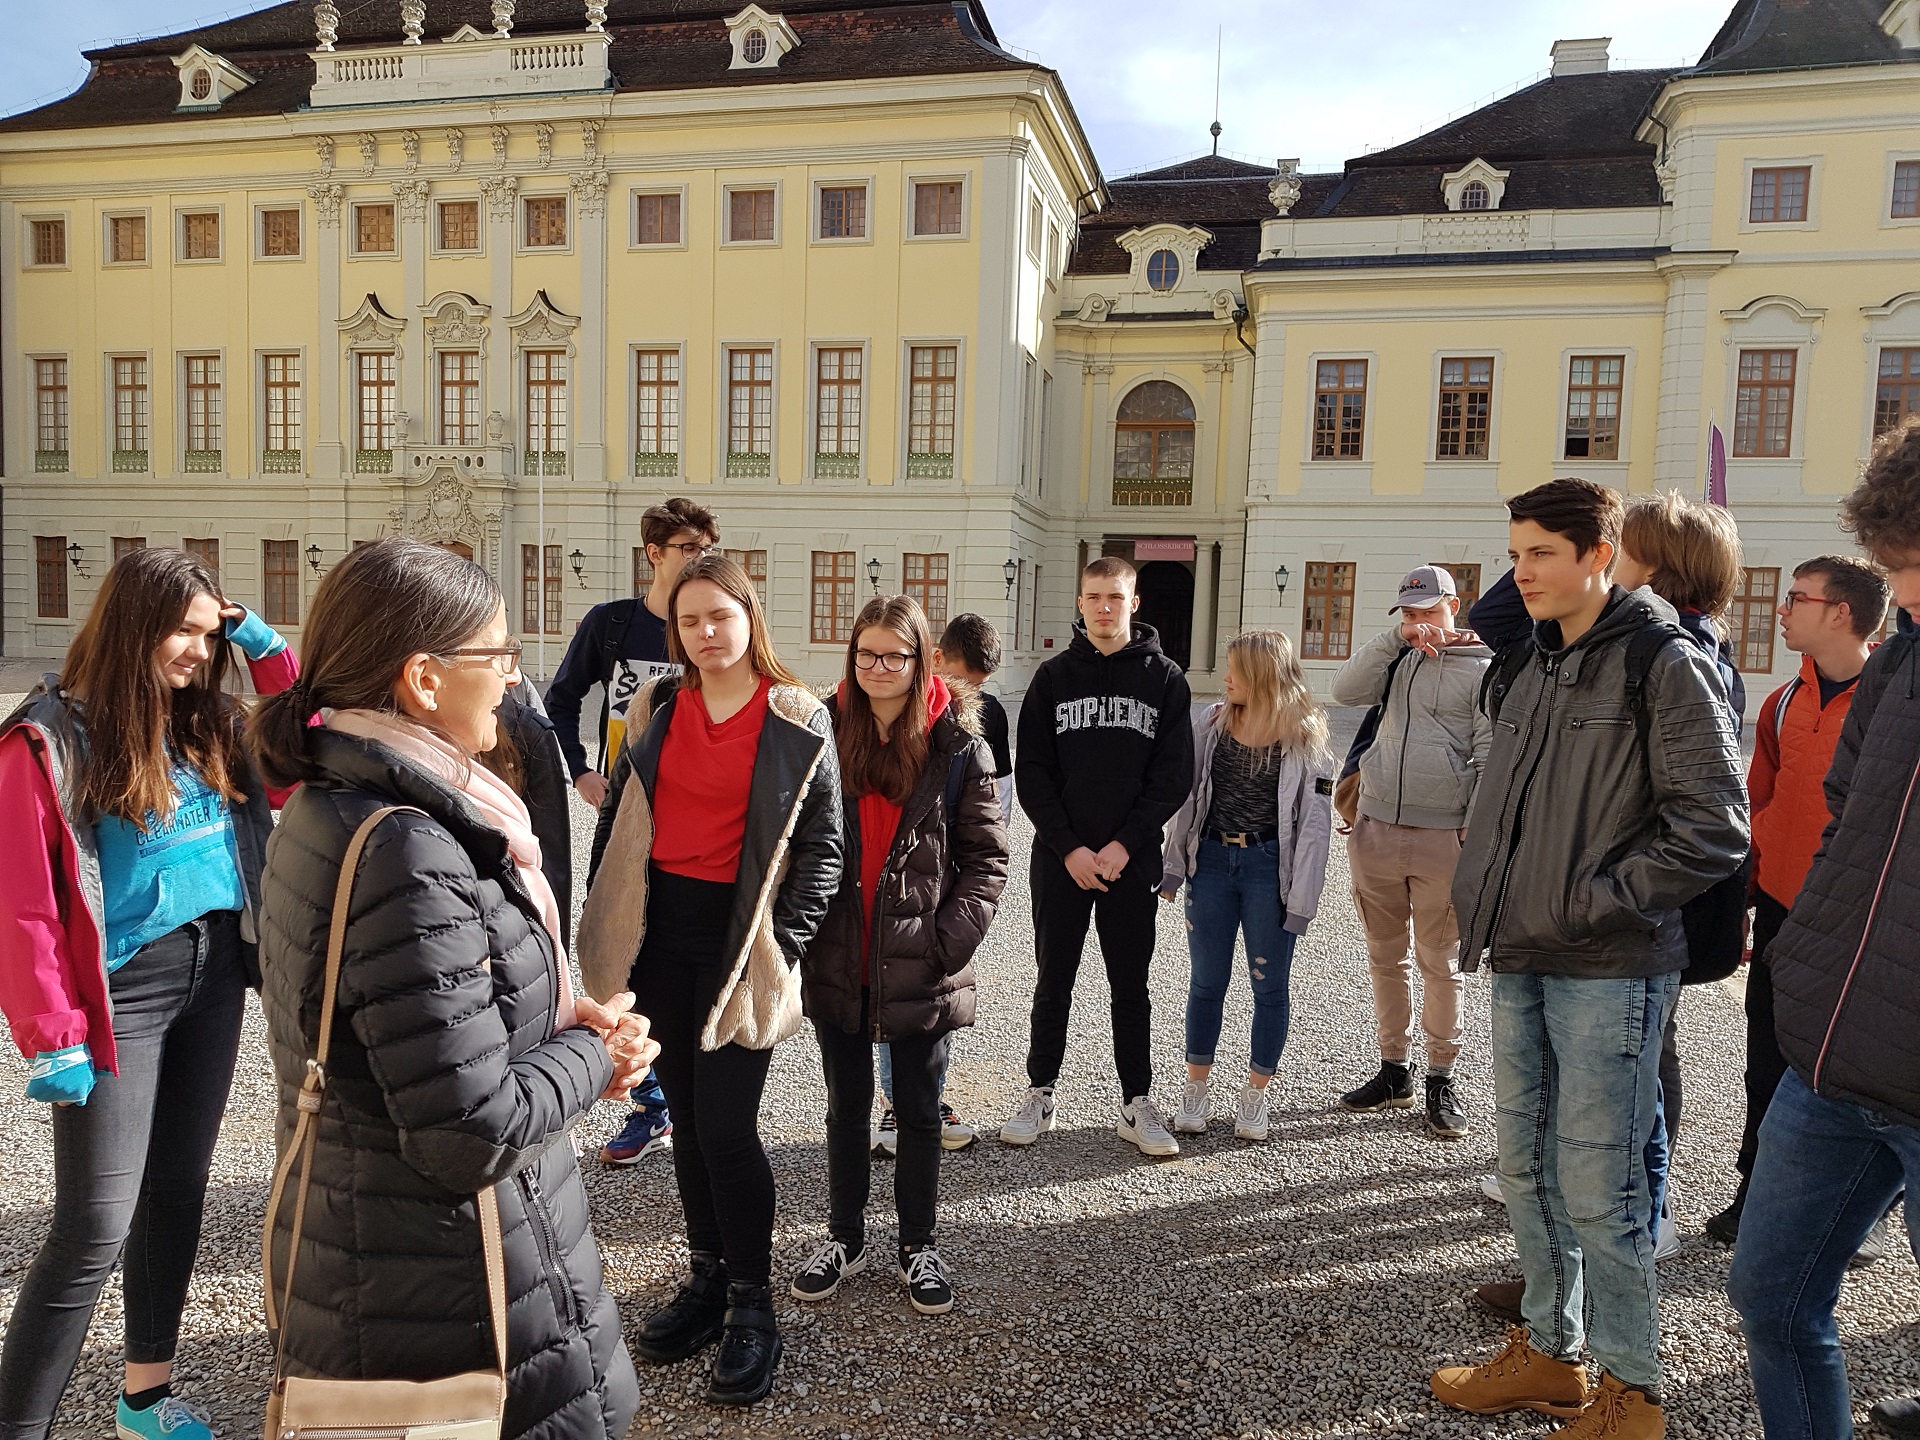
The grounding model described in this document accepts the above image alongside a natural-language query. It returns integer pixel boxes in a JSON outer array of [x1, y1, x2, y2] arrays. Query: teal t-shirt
[[93, 762, 245, 972]]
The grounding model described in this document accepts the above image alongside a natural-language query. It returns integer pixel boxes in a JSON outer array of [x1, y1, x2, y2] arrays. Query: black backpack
[[1481, 622, 1751, 985]]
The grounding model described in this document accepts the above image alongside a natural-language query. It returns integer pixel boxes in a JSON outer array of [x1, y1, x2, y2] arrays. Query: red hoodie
[[847, 674, 951, 983]]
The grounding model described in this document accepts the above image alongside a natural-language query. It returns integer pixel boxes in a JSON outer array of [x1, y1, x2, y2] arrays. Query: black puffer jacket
[[805, 681, 1010, 1040], [1772, 633, 1920, 1127], [259, 730, 638, 1440]]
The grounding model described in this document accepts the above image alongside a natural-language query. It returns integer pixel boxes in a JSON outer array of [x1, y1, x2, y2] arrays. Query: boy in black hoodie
[[1001, 557, 1194, 1157]]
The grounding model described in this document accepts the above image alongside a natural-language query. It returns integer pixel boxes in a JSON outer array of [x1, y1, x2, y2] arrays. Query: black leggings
[[0, 913, 246, 1437], [631, 867, 775, 1288], [819, 1001, 948, 1250]]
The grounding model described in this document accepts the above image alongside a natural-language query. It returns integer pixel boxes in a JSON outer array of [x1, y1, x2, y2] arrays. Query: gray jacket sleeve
[[1331, 629, 1407, 709], [1282, 752, 1336, 931], [1159, 708, 1210, 896], [1586, 643, 1750, 933]]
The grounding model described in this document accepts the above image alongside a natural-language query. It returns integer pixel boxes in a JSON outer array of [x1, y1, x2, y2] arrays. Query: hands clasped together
[[574, 990, 662, 1101]]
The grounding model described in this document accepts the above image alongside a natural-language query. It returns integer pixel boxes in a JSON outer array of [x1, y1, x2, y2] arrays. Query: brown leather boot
[[1430, 1326, 1590, 1419], [1474, 1277, 1525, 1325], [1554, 1372, 1664, 1438]]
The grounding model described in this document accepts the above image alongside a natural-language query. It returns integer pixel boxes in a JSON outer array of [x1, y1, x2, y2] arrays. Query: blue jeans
[[1729, 1068, 1920, 1440], [1491, 969, 1680, 1393], [627, 1070, 669, 1116], [878, 1037, 952, 1107], [1183, 839, 1295, 1076]]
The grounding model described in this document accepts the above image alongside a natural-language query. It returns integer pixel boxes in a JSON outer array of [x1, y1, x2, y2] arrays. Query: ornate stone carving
[[401, 129, 420, 172], [1210, 289, 1237, 321], [391, 178, 430, 222], [357, 132, 378, 175], [570, 166, 609, 218], [479, 174, 518, 219], [534, 123, 554, 169], [395, 410, 414, 443], [491, 0, 515, 39], [315, 134, 335, 175], [507, 290, 581, 353], [446, 128, 465, 172], [486, 411, 508, 444], [1076, 295, 1112, 323], [308, 182, 344, 226], [1655, 158, 1677, 203], [580, 118, 601, 165], [338, 292, 407, 354], [401, 0, 425, 44], [314, 0, 339, 52], [423, 292, 492, 348], [1081, 362, 1115, 377], [1115, 224, 1210, 293], [1268, 158, 1301, 216], [586, 0, 607, 31], [490, 124, 509, 169], [405, 475, 485, 549]]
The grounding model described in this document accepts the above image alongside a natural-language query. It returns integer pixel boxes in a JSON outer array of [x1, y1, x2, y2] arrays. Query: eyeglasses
[[853, 649, 916, 673], [663, 541, 712, 557], [1780, 591, 1840, 613], [433, 641, 524, 675]]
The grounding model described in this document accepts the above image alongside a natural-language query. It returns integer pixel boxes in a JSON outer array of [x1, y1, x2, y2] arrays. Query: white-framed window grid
[[104, 211, 151, 267], [905, 174, 969, 241], [1886, 153, 1920, 227], [439, 350, 482, 445], [1429, 352, 1503, 462], [108, 353, 152, 473], [182, 352, 225, 472], [1560, 351, 1631, 463], [261, 350, 304, 473], [902, 339, 962, 482], [630, 186, 689, 249], [352, 202, 398, 257], [524, 348, 568, 475], [434, 198, 483, 255], [631, 344, 684, 478], [24, 214, 68, 269], [811, 341, 867, 480], [354, 349, 398, 472], [255, 203, 303, 260], [32, 355, 70, 473], [720, 181, 781, 247], [176, 207, 223, 263], [721, 342, 777, 479], [520, 193, 570, 252], [812, 178, 874, 245], [1306, 353, 1373, 463], [1738, 157, 1823, 233]]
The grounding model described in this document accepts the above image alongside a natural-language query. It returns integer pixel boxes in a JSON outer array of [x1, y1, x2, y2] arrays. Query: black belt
[[1207, 827, 1277, 847]]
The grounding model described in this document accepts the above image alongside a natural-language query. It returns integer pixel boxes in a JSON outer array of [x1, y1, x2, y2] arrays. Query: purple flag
[[1707, 422, 1728, 507]]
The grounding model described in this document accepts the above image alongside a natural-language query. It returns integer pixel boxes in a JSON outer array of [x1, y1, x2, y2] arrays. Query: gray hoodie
[[1331, 629, 1494, 830]]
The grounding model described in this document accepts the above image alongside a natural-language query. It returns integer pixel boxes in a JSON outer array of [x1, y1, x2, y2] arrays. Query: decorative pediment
[[1719, 294, 1825, 349], [725, 5, 800, 70], [442, 24, 491, 43], [1115, 224, 1213, 295], [506, 289, 581, 350], [173, 45, 255, 111], [338, 293, 406, 352], [421, 292, 491, 348], [1441, 158, 1511, 212]]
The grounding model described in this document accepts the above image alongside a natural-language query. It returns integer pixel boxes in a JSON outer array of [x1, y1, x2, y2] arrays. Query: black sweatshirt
[[1015, 622, 1194, 883]]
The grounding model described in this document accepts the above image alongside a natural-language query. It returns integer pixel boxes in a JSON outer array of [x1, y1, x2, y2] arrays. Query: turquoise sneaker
[[115, 1395, 217, 1440]]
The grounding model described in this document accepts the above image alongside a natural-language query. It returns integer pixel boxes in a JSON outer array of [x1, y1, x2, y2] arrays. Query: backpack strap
[[1480, 636, 1536, 723], [599, 597, 640, 681], [1768, 675, 1801, 748]]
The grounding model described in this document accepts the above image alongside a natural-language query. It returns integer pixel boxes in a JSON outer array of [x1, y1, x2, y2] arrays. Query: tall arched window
[[1113, 380, 1195, 506]]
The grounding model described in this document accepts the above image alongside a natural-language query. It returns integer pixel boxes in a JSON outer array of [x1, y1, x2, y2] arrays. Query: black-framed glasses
[[853, 649, 916, 673], [433, 640, 524, 674], [1780, 591, 1839, 612], [663, 540, 713, 557]]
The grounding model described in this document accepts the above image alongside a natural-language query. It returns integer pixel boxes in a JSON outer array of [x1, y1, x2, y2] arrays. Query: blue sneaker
[[116, 1395, 217, 1440], [599, 1107, 673, 1165]]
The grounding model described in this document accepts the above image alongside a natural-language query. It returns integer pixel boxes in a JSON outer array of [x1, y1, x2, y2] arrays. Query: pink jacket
[[0, 641, 298, 1073]]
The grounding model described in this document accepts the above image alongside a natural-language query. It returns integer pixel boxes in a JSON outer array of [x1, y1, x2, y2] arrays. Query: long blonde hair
[[1222, 629, 1330, 767]]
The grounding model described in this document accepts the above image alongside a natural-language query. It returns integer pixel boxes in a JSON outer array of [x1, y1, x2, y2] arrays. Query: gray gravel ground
[[1, 692, 1915, 1439]]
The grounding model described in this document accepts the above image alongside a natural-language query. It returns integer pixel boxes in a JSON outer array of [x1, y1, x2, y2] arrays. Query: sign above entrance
[[1133, 538, 1195, 562]]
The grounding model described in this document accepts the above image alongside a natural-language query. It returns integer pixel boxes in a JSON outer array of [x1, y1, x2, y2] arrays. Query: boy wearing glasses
[[1707, 554, 1888, 1244], [546, 495, 718, 1166]]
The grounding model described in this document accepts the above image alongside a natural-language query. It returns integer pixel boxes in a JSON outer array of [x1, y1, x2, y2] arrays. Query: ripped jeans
[[1183, 838, 1296, 1076]]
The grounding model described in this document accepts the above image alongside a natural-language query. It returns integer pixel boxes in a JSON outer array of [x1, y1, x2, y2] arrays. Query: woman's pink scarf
[[324, 708, 577, 1033]]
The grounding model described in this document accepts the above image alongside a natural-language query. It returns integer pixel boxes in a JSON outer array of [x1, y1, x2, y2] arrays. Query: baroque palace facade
[[2, 0, 1917, 707]]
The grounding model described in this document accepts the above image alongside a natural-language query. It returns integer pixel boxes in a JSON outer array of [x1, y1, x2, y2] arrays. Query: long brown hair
[[248, 538, 501, 788], [665, 552, 804, 690], [836, 595, 934, 805], [61, 546, 248, 826]]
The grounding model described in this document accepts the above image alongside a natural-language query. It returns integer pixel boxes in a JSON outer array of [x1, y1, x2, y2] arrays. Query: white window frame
[[1427, 351, 1505, 464], [517, 192, 573, 255], [717, 339, 781, 484], [176, 206, 225, 265], [904, 173, 971, 243], [1026, 193, 1044, 261], [1884, 150, 1920, 230], [1302, 350, 1378, 466], [897, 336, 966, 486], [257, 346, 308, 474], [27, 352, 72, 471], [1554, 348, 1638, 474], [431, 197, 485, 257], [627, 341, 688, 480], [811, 177, 875, 247], [1721, 296, 1821, 465], [105, 350, 155, 473], [102, 209, 152, 269], [628, 185, 690, 251], [254, 202, 305, 262], [178, 349, 230, 476], [719, 180, 782, 249], [349, 201, 399, 259], [1739, 156, 1823, 234], [807, 339, 871, 483], [22, 213, 70, 271]]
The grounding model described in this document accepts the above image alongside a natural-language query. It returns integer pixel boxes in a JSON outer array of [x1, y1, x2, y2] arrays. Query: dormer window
[[1114, 223, 1210, 298], [1441, 158, 1511, 213], [172, 45, 254, 111], [1146, 250, 1180, 291], [726, 5, 799, 70], [1461, 181, 1490, 211]]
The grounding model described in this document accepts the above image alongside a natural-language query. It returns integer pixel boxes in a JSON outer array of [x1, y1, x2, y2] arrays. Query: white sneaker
[[1234, 1084, 1271, 1141], [1117, 1095, 1180, 1157], [1174, 1077, 1210, 1134], [1480, 1173, 1506, 1206], [1654, 1193, 1681, 1261], [997, 1087, 1055, 1146]]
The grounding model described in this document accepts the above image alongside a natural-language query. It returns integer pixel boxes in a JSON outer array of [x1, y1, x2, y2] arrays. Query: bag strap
[[1769, 675, 1801, 749], [263, 805, 509, 1383]]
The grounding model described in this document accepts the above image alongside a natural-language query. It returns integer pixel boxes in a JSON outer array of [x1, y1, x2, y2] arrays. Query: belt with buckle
[[1208, 827, 1277, 847]]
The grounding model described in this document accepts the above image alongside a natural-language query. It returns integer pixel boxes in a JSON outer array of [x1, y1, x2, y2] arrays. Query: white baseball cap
[[1389, 564, 1458, 614]]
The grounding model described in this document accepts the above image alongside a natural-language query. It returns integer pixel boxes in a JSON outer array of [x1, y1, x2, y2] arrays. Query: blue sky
[[5, 0, 1736, 175]]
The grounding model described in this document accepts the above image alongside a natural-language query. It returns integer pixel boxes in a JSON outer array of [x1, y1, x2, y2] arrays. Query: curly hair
[[1841, 416, 1920, 558]]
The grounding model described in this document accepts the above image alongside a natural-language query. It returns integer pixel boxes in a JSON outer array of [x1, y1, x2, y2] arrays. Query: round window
[[1146, 248, 1180, 291], [190, 68, 214, 101], [743, 29, 768, 63]]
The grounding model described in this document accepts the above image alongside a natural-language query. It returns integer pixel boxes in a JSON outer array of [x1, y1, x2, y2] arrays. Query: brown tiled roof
[[1067, 156, 1340, 275], [1314, 156, 1664, 217], [0, 0, 1028, 133], [1352, 68, 1678, 169], [1695, 0, 1912, 74]]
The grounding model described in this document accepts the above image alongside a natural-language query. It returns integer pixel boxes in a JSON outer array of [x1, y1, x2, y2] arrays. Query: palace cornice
[[1642, 64, 1920, 134], [1234, 299, 1669, 324], [1245, 255, 1665, 296]]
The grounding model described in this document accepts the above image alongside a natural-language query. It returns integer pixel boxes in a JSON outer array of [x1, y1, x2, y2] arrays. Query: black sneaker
[[790, 1238, 865, 1301], [1705, 1182, 1746, 1246], [1425, 1075, 1468, 1139], [898, 1244, 954, 1315], [1871, 1394, 1920, 1438], [632, 1251, 728, 1364], [1340, 1061, 1416, 1113]]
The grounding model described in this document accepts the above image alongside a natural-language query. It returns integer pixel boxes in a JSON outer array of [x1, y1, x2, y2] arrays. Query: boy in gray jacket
[[1332, 565, 1492, 1138]]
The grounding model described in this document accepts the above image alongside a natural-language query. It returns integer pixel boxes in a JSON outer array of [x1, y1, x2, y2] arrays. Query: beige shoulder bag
[[262, 806, 509, 1440]]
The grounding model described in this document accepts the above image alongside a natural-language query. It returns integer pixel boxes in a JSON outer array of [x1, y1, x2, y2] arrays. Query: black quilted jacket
[[259, 729, 638, 1440], [1772, 633, 1920, 1127]]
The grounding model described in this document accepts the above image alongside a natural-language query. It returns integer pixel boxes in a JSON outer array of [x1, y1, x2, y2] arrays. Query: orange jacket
[[1749, 654, 1859, 907]]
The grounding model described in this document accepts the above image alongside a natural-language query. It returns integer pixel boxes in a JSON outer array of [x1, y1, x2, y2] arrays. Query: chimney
[[1550, 37, 1612, 76]]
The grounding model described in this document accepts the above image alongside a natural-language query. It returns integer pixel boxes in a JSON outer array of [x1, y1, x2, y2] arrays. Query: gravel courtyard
[[1, 680, 1915, 1439]]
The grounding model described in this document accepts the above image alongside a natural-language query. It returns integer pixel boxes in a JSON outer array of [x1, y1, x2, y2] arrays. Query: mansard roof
[[0, 0, 1028, 133], [1694, 0, 1913, 74], [1069, 154, 1342, 276]]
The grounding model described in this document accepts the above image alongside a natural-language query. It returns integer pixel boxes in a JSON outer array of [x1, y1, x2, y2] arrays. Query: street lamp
[[66, 541, 87, 578], [866, 556, 882, 594], [1003, 557, 1018, 597], [569, 547, 586, 588], [1274, 564, 1290, 601], [306, 543, 323, 574]]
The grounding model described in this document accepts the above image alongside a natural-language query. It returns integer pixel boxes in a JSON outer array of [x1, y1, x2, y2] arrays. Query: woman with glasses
[[577, 552, 842, 1406], [789, 595, 1009, 1315], [0, 546, 295, 1440], [249, 538, 649, 1440]]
